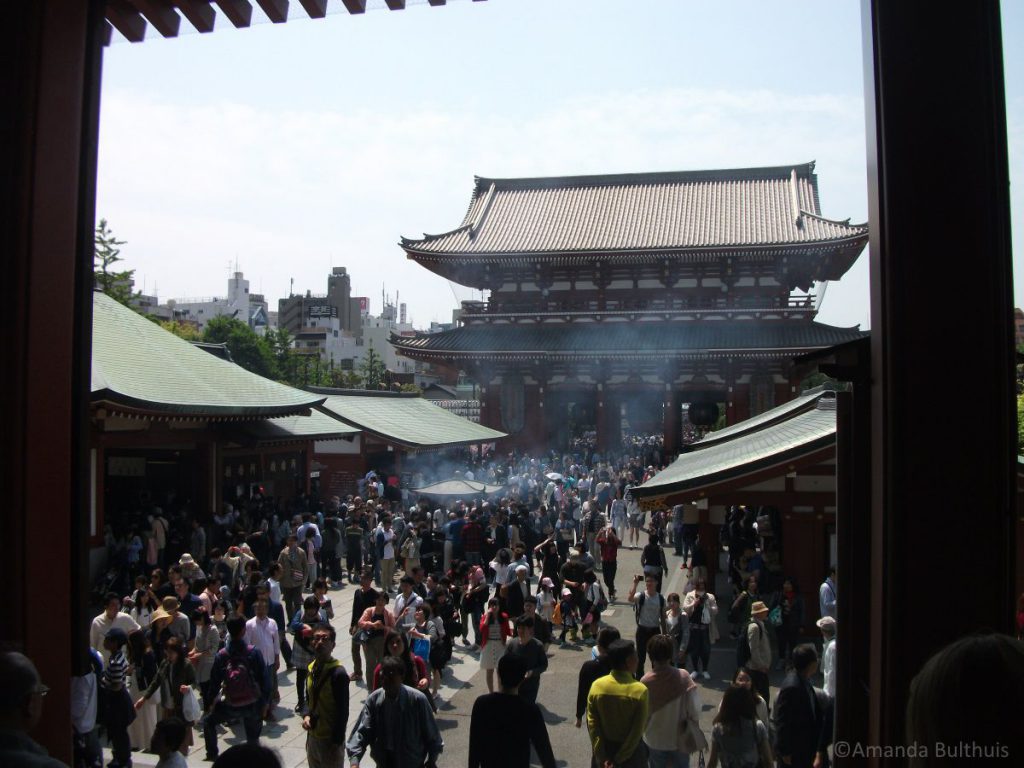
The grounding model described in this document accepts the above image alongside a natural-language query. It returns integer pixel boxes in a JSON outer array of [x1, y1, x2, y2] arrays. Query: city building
[[393, 163, 869, 453], [162, 270, 269, 334]]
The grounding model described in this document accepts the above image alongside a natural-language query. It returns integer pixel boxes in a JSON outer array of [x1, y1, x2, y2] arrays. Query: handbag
[[181, 687, 201, 723], [768, 606, 783, 627], [677, 678, 709, 754], [354, 629, 371, 644]]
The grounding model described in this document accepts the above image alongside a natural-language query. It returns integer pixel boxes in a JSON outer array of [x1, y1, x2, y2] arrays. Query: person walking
[[586, 639, 650, 768], [301, 624, 349, 768], [348, 569, 378, 683], [682, 578, 719, 680], [742, 601, 773, 711], [356, 591, 395, 691], [479, 597, 512, 693], [503, 615, 548, 705], [628, 574, 666, 678], [346, 656, 443, 768], [641, 634, 705, 768], [202, 616, 269, 761], [818, 567, 836, 620], [771, 644, 823, 768], [575, 627, 619, 730], [245, 597, 281, 721], [707, 685, 773, 768], [469, 654, 556, 768], [771, 578, 805, 669], [277, 535, 308, 619], [595, 524, 621, 600]]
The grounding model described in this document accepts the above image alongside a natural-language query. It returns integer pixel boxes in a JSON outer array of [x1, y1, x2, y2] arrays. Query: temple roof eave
[[400, 232, 869, 263]]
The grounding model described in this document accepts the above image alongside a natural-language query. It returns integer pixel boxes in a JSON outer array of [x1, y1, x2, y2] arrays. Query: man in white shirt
[[245, 598, 280, 720], [816, 616, 837, 699], [89, 594, 140, 663], [378, 517, 397, 593], [819, 567, 837, 620], [392, 576, 423, 637]]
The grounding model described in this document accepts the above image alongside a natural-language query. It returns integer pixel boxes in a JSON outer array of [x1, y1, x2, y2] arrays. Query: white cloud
[[97, 84, 871, 327]]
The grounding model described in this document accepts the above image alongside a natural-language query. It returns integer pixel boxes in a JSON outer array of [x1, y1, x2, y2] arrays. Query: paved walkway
[[110, 543, 787, 767]]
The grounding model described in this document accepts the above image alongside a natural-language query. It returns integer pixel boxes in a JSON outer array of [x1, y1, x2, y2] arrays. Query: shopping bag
[[411, 636, 431, 661], [551, 602, 562, 626], [182, 687, 201, 723]]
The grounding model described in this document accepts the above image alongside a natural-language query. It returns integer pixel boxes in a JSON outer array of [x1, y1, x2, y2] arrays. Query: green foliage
[[399, 383, 422, 394], [160, 320, 202, 341], [203, 315, 277, 378], [358, 344, 387, 390], [94, 219, 137, 307], [1018, 393, 1024, 455]]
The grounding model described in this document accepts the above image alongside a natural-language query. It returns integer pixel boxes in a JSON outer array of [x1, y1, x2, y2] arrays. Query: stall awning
[[314, 389, 505, 449], [413, 478, 506, 498]]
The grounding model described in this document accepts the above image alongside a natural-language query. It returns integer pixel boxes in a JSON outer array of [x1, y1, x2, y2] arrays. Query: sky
[[97, 0, 1024, 331]]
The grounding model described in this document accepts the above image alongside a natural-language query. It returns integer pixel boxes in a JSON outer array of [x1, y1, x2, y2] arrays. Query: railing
[[459, 293, 816, 319]]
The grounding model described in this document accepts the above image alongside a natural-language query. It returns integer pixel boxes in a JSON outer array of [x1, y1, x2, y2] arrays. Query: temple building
[[393, 163, 869, 454]]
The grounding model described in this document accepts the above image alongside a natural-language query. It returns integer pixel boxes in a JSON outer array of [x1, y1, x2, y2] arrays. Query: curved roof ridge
[[470, 162, 818, 191], [799, 209, 867, 230]]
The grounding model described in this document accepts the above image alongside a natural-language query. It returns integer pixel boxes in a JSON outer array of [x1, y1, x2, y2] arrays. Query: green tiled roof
[[314, 390, 506, 448], [92, 292, 323, 417], [633, 398, 836, 499], [695, 387, 834, 447], [240, 409, 360, 444]]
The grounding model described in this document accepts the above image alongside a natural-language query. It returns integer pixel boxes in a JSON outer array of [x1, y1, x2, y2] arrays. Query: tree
[[358, 344, 387, 390], [203, 315, 277, 379], [160, 319, 202, 341], [94, 218, 136, 306], [1018, 393, 1024, 455]]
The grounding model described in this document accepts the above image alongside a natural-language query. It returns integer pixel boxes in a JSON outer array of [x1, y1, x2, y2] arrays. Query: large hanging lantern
[[688, 402, 720, 427]]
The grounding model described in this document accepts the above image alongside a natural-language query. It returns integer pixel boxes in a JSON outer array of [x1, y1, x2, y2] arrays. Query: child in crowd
[[558, 588, 580, 646]]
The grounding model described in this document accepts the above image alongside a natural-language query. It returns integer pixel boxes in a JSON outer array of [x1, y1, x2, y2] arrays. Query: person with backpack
[[628, 573, 667, 678], [741, 601, 772, 711], [202, 615, 270, 761]]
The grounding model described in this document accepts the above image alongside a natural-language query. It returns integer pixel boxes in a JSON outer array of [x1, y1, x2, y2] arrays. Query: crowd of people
[[1, 442, 1010, 768]]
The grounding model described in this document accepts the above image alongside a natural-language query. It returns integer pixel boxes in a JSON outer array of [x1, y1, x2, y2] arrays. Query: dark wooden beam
[[862, 0, 1014, 760], [254, 0, 287, 23], [132, 0, 181, 38], [106, 0, 147, 42], [214, 0, 251, 27], [428, 0, 445, 5], [176, 0, 216, 32], [384, 0, 405, 9], [340, 0, 366, 13], [103, 19, 114, 45], [297, 0, 327, 18]]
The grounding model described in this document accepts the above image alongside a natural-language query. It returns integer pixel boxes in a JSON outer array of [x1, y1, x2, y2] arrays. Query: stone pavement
[[112, 542, 791, 767]]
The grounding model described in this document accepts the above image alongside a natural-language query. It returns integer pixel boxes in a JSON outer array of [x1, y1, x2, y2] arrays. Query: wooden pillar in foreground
[[1, 1, 105, 761], [861, 0, 1015, 759]]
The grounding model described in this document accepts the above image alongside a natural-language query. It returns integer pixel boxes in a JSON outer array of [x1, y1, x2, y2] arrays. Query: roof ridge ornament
[[469, 182, 496, 240], [790, 169, 804, 230]]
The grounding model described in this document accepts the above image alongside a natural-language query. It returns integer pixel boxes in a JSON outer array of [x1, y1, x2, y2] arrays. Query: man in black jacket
[[469, 654, 556, 768], [772, 643, 823, 768], [348, 569, 378, 682], [574, 627, 620, 729]]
